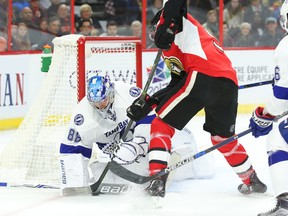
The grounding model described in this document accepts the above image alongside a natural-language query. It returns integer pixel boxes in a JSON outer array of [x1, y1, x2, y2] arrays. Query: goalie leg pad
[[59, 154, 90, 194]]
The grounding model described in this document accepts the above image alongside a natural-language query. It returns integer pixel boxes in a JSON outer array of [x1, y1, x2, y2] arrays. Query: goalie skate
[[238, 171, 267, 195], [257, 193, 288, 216]]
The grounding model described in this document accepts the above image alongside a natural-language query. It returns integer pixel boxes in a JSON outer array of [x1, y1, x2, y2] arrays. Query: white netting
[[0, 35, 141, 187]]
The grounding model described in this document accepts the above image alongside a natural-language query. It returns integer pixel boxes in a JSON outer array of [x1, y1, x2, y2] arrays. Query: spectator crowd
[[0, 0, 285, 52]]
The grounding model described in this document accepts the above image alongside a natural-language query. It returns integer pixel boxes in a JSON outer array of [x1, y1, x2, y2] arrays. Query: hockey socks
[[148, 117, 175, 175], [211, 135, 252, 184]]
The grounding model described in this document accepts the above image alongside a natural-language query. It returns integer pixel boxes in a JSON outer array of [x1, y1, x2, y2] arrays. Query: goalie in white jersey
[[249, 2, 288, 215], [59, 75, 213, 196]]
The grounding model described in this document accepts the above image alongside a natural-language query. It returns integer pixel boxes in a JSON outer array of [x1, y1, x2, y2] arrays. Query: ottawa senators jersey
[[163, 13, 238, 85]]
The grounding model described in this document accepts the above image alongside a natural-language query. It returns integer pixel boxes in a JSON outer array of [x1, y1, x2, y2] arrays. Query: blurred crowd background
[[0, 0, 285, 52]]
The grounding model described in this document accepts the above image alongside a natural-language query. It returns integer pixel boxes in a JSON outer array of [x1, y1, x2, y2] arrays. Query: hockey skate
[[257, 193, 288, 216], [145, 173, 169, 198], [238, 171, 267, 195]]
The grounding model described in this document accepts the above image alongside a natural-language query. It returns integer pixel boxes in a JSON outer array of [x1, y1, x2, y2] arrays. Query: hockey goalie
[[59, 74, 214, 196]]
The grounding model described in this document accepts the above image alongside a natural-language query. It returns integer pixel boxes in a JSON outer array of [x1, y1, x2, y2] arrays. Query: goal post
[[0, 35, 142, 187], [76, 36, 142, 101]]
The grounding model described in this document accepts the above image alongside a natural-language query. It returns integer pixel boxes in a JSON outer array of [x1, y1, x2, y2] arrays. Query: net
[[0, 35, 142, 187]]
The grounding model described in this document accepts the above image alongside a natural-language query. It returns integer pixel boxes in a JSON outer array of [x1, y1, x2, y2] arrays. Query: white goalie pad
[[90, 126, 215, 186], [170, 127, 215, 181], [59, 154, 90, 189]]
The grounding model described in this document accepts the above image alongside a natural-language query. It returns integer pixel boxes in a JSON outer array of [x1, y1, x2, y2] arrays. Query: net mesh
[[0, 35, 141, 187]]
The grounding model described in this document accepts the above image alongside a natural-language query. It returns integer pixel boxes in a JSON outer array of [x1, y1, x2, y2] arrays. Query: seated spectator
[[234, 22, 256, 47], [12, 22, 32, 51], [18, 6, 42, 47], [36, 16, 60, 50], [11, 22, 18, 36], [46, 0, 61, 17], [0, 36, 7, 51], [202, 9, 219, 39], [29, 0, 47, 27], [146, 0, 163, 25], [130, 20, 142, 38], [243, 0, 273, 41], [188, 0, 217, 24], [223, 0, 244, 38], [13, 0, 30, 13], [100, 20, 119, 37], [126, 0, 142, 24], [75, 4, 103, 35], [105, 0, 127, 25], [0, 0, 7, 28], [18, 6, 38, 29], [57, 4, 72, 36], [39, 18, 48, 33], [223, 22, 234, 47], [257, 16, 284, 47], [270, 0, 282, 20], [77, 18, 93, 36]]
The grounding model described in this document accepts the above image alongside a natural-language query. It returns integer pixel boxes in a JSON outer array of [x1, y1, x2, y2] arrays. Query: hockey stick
[[238, 80, 273, 89], [108, 110, 288, 184], [90, 49, 163, 195], [108, 128, 252, 184], [94, 183, 131, 195]]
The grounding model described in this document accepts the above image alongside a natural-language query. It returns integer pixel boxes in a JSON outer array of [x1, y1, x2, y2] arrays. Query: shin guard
[[149, 117, 175, 175], [211, 135, 253, 184]]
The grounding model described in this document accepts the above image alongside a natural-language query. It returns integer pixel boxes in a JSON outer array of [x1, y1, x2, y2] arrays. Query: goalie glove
[[126, 94, 158, 122], [101, 140, 120, 155], [249, 107, 275, 138], [113, 136, 148, 165]]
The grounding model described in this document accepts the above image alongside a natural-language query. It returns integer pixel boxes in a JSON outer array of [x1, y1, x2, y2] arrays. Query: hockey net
[[0, 35, 142, 188]]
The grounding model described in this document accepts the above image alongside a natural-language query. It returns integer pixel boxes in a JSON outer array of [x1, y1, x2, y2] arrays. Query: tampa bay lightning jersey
[[266, 35, 288, 116], [60, 82, 142, 158]]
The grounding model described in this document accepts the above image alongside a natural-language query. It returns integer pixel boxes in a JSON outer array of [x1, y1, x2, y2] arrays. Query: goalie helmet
[[280, 0, 288, 32], [87, 76, 116, 121]]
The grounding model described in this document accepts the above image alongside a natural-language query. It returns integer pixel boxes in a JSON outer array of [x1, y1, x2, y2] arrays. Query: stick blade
[[109, 161, 152, 184]]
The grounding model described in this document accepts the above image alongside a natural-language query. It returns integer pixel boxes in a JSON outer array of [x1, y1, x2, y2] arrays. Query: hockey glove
[[249, 107, 275, 138], [101, 140, 120, 155], [126, 94, 158, 122], [154, 19, 178, 50]]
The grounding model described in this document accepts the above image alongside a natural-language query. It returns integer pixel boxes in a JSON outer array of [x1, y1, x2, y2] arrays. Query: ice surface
[[0, 115, 277, 216]]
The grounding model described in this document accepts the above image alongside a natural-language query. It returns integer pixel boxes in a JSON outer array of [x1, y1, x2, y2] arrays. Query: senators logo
[[163, 57, 185, 76]]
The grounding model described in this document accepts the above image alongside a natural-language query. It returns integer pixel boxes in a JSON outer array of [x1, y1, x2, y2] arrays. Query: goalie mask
[[87, 76, 116, 121], [280, 0, 288, 33]]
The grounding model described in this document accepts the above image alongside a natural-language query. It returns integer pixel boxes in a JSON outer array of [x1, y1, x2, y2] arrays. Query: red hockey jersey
[[162, 13, 238, 85]]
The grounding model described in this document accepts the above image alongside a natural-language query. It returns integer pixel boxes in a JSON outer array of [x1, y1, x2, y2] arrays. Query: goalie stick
[[90, 49, 163, 195], [93, 183, 131, 195], [108, 111, 288, 184]]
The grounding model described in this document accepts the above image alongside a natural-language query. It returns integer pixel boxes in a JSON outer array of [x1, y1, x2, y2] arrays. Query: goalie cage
[[0, 35, 142, 188]]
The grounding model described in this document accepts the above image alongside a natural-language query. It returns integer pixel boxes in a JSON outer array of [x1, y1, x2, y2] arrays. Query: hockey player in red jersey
[[127, 0, 267, 197]]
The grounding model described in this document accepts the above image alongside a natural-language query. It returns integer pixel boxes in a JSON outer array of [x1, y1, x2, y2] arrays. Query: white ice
[[0, 114, 277, 216]]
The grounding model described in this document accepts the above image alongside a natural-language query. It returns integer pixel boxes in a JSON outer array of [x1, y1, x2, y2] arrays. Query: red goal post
[[76, 36, 142, 101], [0, 35, 142, 188]]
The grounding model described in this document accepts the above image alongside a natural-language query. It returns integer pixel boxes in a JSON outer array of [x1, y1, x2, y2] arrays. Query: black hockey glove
[[154, 19, 178, 50], [126, 95, 158, 122]]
